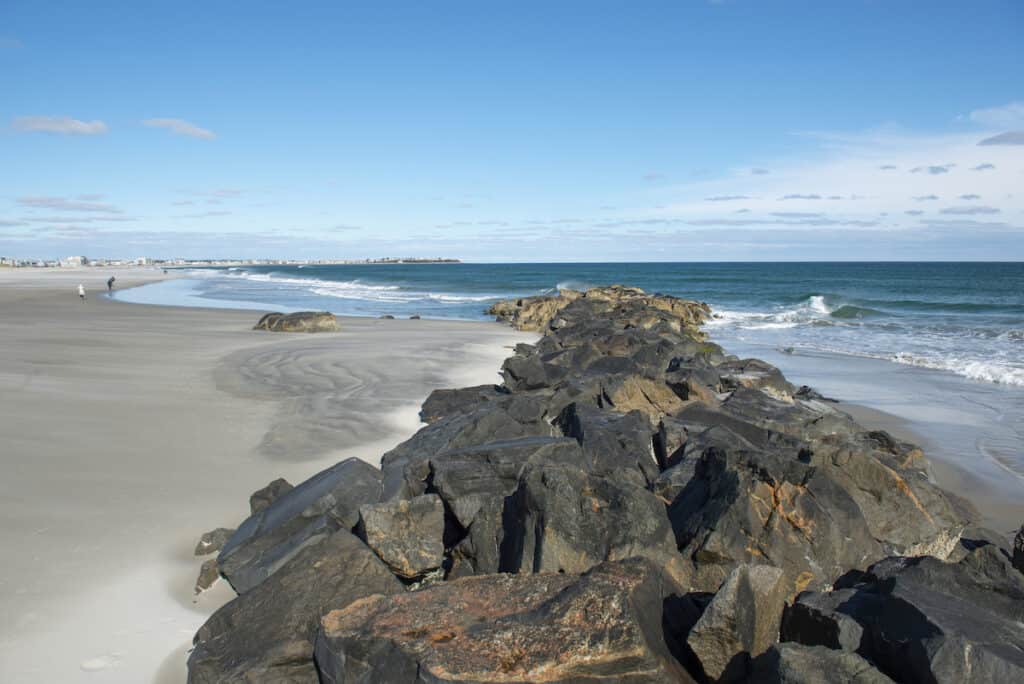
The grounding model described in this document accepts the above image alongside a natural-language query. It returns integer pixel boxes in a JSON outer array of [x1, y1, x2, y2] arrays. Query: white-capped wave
[[705, 295, 837, 331], [890, 353, 1024, 387]]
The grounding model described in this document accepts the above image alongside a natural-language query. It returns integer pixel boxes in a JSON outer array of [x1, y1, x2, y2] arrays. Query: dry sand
[[0, 267, 532, 683]]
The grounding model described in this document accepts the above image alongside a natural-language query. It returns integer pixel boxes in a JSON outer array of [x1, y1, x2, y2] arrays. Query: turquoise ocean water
[[122, 262, 1024, 388]]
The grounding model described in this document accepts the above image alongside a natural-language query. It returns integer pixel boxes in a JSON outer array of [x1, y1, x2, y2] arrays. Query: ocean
[[120, 262, 1024, 388]]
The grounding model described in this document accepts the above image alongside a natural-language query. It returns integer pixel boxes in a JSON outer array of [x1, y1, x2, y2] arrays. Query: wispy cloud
[[939, 206, 1000, 215], [17, 196, 122, 213], [642, 172, 666, 182], [878, 164, 898, 170], [913, 194, 940, 201], [966, 101, 1024, 129], [779, 194, 822, 200], [977, 131, 1024, 146], [958, 194, 981, 200], [0, 36, 23, 50], [909, 164, 953, 175], [905, 210, 924, 216], [705, 195, 750, 202], [971, 163, 996, 171], [12, 116, 108, 136], [750, 168, 770, 175], [179, 210, 232, 218], [143, 118, 216, 140]]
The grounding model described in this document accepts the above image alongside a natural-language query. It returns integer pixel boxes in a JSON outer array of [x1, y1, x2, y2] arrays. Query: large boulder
[[356, 494, 445, 579], [782, 544, 1024, 683], [188, 530, 403, 683], [218, 458, 383, 593], [500, 463, 687, 585], [314, 558, 694, 683], [253, 311, 340, 333], [751, 643, 894, 683], [686, 564, 788, 682]]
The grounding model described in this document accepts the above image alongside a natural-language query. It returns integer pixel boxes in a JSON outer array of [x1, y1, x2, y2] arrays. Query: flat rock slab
[[315, 557, 694, 683]]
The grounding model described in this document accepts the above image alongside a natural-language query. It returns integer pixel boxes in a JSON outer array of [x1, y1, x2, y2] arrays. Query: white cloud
[[143, 118, 216, 140], [967, 101, 1024, 129], [17, 196, 122, 213], [12, 116, 108, 135]]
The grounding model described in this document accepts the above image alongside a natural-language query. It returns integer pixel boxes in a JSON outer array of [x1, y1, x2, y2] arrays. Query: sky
[[1, 0, 1023, 262]]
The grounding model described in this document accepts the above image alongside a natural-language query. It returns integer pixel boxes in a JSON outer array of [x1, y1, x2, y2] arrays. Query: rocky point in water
[[189, 285, 1021, 683]]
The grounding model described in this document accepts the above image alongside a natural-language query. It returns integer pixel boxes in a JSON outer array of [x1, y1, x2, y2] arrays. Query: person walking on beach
[[78, 284, 86, 301], [107, 276, 116, 293]]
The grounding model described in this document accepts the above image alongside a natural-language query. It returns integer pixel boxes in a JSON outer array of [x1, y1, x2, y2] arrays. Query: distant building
[[61, 256, 89, 267], [136, 257, 152, 266]]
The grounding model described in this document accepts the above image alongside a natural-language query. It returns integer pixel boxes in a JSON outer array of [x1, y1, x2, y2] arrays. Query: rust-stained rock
[[488, 285, 709, 337], [356, 494, 445, 579], [314, 558, 694, 683]]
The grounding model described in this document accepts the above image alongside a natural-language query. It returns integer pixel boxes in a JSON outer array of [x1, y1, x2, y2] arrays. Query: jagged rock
[[668, 425, 883, 594], [781, 588, 867, 652], [419, 384, 507, 423], [218, 458, 383, 593], [252, 311, 340, 332], [686, 564, 788, 682], [249, 477, 293, 514], [429, 436, 587, 576], [409, 314, 420, 319], [751, 643, 894, 683], [356, 494, 445, 579], [194, 527, 235, 556], [1014, 524, 1024, 574], [188, 530, 403, 683], [783, 545, 1024, 683], [600, 373, 687, 421], [194, 558, 220, 594], [555, 402, 660, 486], [380, 399, 551, 501], [314, 558, 694, 683], [500, 463, 686, 584], [378, 314, 394, 319]]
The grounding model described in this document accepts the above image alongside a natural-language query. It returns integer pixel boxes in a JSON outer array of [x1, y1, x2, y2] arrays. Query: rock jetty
[[189, 286, 1023, 683]]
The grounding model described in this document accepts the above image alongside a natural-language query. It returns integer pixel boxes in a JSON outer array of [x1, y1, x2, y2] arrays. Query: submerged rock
[[253, 311, 340, 333], [248, 477, 293, 514], [314, 558, 693, 683]]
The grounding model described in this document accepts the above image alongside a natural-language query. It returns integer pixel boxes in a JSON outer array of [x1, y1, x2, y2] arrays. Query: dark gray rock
[[782, 588, 867, 652], [249, 477, 293, 514], [429, 436, 587, 576], [555, 401, 660, 486], [356, 494, 445, 579], [314, 558, 694, 683], [785, 545, 1024, 683], [419, 384, 507, 423], [194, 527, 235, 556], [188, 530, 403, 683], [500, 463, 687, 585], [751, 643, 894, 683], [686, 564, 788, 682], [218, 458, 383, 593], [1014, 524, 1024, 574]]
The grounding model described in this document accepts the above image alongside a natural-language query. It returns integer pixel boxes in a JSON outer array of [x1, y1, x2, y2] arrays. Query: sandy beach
[[0, 268, 532, 683]]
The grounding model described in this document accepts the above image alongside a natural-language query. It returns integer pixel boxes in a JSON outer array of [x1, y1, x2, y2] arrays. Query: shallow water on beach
[[119, 262, 1024, 488]]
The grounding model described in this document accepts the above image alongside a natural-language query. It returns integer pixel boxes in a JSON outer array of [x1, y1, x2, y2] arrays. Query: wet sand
[[0, 268, 532, 683]]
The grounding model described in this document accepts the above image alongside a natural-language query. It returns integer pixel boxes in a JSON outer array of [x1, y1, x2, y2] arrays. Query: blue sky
[[1, 0, 1022, 261]]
